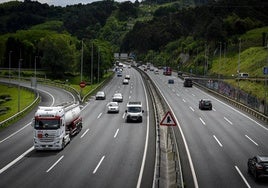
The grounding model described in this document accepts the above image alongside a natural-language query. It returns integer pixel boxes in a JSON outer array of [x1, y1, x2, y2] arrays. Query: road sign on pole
[[160, 111, 177, 126]]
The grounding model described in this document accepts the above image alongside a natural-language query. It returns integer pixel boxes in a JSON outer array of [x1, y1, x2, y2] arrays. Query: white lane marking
[[0, 124, 29, 144], [130, 90, 132, 94], [192, 93, 195, 97], [122, 113, 126, 119], [235, 166, 251, 188], [224, 117, 233, 125], [93, 156, 105, 174], [0, 88, 55, 144], [46, 155, 64, 173], [129, 96, 131, 99], [182, 99, 186, 103], [114, 129, 119, 138], [176, 93, 180, 97], [213, 135, 223, 147], [212, 108, 216, 111], [80, 129, 89, 138], [0, 146, 34, 174], [172, 89, 175, 93], [189, 106, 195, 112], [199, 117, 206, 125], [199, 89, 268, 131], [136, 72, 150, 188], [97, 113, 102, 119], [245, 135, 259, 146], [150, 76, 199, 188]]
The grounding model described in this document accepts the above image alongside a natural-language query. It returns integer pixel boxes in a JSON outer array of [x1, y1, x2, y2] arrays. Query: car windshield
[[114, 94, 121, 98], [97, 92, 104, 96], [34, 119, 60, 130], [108, 102, 117, 106], [128, 107, 141, 113]]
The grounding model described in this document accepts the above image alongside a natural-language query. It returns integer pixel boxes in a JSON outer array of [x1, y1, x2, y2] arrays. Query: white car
[[125, 75, 130, 80], [107, 102, 119, 113], [123, 79, 129, 85], [96, 91, 106, 100], [113, 93, 123, 102]]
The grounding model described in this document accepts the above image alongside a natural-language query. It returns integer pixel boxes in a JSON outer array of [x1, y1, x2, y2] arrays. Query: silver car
[[107, 102, 119, 113], [96, 91, 106, 100], [112, 93, 123, 102]]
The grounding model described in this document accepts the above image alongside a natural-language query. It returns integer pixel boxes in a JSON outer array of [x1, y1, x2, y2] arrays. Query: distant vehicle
[[199, 99, 212, 110], [117, 71, 122, 77], [125, 75, 130, 80], [96, 91, 106, 100], [168, 79, 174, 84], [239, 72, 249, 78], [123, 79, 129, 85], [248, 155, 268, 181], [154, 69, 159, 74], [107, 102, 119, 113], [125, 101, 144, 122], [183, 77, 193, 87], [177, 71, 183, 76], [32, 102, 82, 150], [163, 66, 172, 76], [113, 93, 123, 102]]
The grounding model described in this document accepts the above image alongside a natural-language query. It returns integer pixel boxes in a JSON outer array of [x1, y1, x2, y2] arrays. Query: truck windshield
[[34, 119, 60, 130], [128, 107, 141, 113]]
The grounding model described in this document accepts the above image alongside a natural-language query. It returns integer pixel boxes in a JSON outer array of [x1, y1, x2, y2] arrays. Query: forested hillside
[[0, 0, 267, 81]]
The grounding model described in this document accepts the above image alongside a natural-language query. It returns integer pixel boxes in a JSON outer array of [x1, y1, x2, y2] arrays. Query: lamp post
[[9, 51, 12, 87], [18, 59, 22, 112]]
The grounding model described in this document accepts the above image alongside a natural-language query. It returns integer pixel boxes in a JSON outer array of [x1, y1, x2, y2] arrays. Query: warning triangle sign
[[160, 111, 177, 126]]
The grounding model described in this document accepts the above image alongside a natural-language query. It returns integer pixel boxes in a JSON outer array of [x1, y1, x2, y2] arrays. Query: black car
[[183, 77, 193, 87], [199, 99, 212, 110], [248, 155, 268, 181], [168, 79, 174, 84]]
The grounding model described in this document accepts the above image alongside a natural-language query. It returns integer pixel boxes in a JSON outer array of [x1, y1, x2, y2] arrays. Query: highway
[[0, 68, 155, 188], [146, 69, 268, 188]]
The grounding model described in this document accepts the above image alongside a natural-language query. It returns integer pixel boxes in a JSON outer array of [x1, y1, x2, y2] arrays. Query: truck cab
[[125, 102, 144, 122]]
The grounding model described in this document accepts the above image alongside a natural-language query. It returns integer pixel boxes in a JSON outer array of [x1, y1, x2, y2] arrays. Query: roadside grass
[[0, 85, 35, 122]]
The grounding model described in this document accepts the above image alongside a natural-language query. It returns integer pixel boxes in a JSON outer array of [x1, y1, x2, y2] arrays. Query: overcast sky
[[0, 0, 132, 7]]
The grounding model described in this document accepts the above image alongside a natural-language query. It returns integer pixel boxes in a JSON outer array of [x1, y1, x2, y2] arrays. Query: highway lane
[[0, 67, 155, 188], [147, 69, 268, 188]]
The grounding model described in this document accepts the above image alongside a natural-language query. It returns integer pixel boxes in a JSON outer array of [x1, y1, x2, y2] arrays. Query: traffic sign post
[[160, 111, 177, 126], [79, 81, 86, 88]]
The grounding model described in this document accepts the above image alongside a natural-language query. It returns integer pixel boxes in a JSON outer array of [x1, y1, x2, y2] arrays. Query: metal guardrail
[[0, 82, 40, 127], [136, 67, 185, 188]]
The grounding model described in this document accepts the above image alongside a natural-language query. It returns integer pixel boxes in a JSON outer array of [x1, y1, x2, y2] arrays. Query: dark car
[[199, 99, 212, 110], [168, 79, 174, 84], [248, 155, 268, 181], [183, 77, 193, 87]]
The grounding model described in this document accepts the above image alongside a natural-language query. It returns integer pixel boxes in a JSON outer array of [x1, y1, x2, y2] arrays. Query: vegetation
[[0, 84, 35, 122]]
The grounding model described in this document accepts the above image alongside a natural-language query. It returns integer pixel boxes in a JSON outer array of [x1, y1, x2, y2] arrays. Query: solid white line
[[199, 89, 268, 131], [80, 129, 89, 138], [0, 146, 34, 174], [93, 156, 105, 174], [189, 106, 195, 112], [213, 135, 223, 147], [245, 135, 259, 146], [0, 123, 30, 144], [97, 113, 102, 119], [114, 129, 119, 138], [46, 155, 64, 173], [224, 117, 233, 125], [235, 166, 251, 188], [136, 74, 150, 188], [199, 117, 206, 125]]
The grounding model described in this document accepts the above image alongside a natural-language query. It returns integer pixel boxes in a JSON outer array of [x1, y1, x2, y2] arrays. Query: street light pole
[[9, 51, 12, 87], [18, 59, 22, 112]]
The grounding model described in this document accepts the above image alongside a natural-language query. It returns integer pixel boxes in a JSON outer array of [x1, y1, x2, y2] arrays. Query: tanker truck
[[32, 102, 82, 150]]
